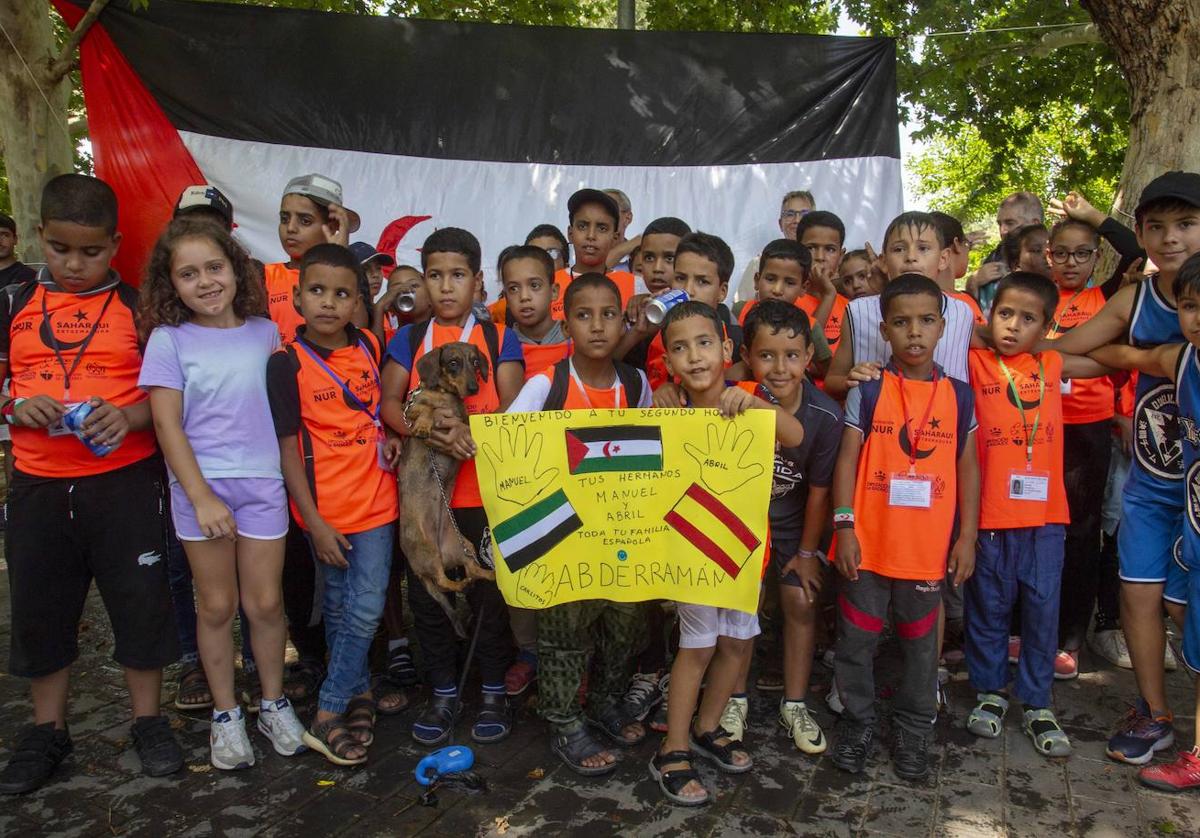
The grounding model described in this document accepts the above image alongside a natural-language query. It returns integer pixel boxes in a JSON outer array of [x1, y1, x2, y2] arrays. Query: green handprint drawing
[[482, 424, 560, 506], [684, 422, 765, 495]]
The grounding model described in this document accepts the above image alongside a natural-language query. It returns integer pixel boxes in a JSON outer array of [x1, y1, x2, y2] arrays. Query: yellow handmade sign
[[471, 408, 773, 614]]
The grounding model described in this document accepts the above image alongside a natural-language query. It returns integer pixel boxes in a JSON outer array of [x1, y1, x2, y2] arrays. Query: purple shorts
[[170, 477, 288, 542]]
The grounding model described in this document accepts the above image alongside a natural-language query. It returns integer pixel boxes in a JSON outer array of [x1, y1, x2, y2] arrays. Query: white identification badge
[[1059, 378, 1072, 395], [889, 472, 932, 508], [48, 402, 82, 437], [1009, 470, 1050, 501]]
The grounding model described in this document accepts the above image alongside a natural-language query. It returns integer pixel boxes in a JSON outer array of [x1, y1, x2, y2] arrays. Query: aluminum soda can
[[395, 292, 417, 313], [644, 289, 689, 325], [61, 401, 115, 457]]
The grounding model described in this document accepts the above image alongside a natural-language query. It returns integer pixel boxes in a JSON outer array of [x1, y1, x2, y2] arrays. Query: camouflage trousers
[[536, 599, 645, 731]]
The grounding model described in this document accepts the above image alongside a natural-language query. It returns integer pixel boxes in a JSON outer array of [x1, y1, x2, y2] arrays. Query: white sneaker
[[720, 695, 749, 742], [257, 697, 308, 756], [211, 708, 255, 770], [779, 699, 826, 754], [826, 683, 844, 715], [1165, 639, 1179, 672], [1090, 629, 1132, 669]]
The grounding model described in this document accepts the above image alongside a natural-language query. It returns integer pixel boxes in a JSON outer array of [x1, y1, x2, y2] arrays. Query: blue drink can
[[61, 402, 115, 457], [645, 289, 689, 325]]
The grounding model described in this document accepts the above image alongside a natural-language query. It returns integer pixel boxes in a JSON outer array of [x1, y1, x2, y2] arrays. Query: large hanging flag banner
[[58, 0, 901, 286], [472, 409, 773, 613]]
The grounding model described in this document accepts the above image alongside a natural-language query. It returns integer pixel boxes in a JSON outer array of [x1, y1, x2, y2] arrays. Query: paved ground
[[1, 573, 1199, 837]]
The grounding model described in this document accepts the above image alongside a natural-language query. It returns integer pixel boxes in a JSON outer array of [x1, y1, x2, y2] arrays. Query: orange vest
[[289, 331, 397, 533], [947, 290, 986, 326], [551, 268, 637, 320], [263, 262, 305, 345], [796, 293, 847, 351], [968, 349, 1069, 529], [8, 282, 156, 477], [854, 370, 962, 580], [1045, 286, 1116, 424], [532, 365, 635, 410], [409, 320, 510, 507], [521, 340, 571, 381]]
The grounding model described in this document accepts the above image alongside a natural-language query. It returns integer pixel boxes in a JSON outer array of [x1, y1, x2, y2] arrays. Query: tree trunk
[[0, 0, 74, 262], [1082, 0, 1200, 223]]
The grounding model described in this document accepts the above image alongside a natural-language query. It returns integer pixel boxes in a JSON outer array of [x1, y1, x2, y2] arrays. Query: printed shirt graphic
[[387, 319, 523, 507], [0, 275, 156, 477], [946, 290, 986, 326], [844, 364, 976, 579], [1175, 346, 1200, 562], [263, 262, 305, 345], [1128, 277, 1185, 494], [968, 349, 1069, 529], [551, 268, 637, 320], [267, 327, 397, 533], [735, 379, 843, 540], [1045, 286, 1115, 424]]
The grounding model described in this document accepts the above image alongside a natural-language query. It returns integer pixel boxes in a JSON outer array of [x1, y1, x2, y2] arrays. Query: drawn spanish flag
[[565, 426, 663, 474], [493, 488, 583, 573], [663, 483, 762, 578]]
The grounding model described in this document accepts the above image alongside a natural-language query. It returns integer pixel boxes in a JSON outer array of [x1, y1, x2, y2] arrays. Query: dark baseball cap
[[175, 185, 234, 226], [567, 188, 620, 225], [349, 241, 395, 267], [1135, 171, 1200, 219]]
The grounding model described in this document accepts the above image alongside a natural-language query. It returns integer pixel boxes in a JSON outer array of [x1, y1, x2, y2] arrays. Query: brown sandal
[[301, 716, 367, 766], [174, 664, 213, 711], [345, 696, 377, 747]]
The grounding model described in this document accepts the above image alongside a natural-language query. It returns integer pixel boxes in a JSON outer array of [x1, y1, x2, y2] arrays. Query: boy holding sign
[[649, 300, 804, 807], [504, 274, 653, 775]]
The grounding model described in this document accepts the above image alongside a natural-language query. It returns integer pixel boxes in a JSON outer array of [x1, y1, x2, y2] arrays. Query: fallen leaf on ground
[[317, 779, 336, 787], [494, 816, 510, 834], [526, 768, 544, 780], [188, 764, 212, 773]]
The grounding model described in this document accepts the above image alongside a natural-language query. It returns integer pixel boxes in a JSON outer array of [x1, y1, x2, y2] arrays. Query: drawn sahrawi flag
[[664, 483, 762, 579], [58, 0, 902, 288], [565, 426, 664, 474], [493, 489, 583, 573]]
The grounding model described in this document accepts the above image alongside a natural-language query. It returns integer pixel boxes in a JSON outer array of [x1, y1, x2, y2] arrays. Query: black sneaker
[[0, 723, 73, 794], [131, 715, 184, 777], [831, 721, 873, 774], [892, 726, 930, 781]]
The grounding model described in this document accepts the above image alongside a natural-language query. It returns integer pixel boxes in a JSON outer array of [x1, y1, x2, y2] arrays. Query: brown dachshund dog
[[399, 341, 495, 637]]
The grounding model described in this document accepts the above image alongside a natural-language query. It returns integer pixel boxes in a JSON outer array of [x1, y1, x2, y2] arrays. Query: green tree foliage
[[841, 1, 1127, 218]]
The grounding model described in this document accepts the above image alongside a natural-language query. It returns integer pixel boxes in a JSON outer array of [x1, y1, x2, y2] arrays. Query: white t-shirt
[[844, 293, 975, 383]]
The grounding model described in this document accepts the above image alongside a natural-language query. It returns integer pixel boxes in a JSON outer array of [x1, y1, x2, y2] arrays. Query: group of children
[[2, 167, 1200, 809]]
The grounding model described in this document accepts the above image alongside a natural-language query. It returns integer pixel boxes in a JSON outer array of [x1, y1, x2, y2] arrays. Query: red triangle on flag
[[565, 431, 589, 473]]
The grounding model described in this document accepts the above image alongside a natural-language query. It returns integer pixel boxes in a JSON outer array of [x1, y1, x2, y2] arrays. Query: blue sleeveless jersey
[[1127, 277, 1185, 500], [1177, 345, 1200, 567]]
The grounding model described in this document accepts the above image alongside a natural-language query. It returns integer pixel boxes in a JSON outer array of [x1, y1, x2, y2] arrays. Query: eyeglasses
[[780, 209, 811, 222], [1049, 247, 1097, 264]]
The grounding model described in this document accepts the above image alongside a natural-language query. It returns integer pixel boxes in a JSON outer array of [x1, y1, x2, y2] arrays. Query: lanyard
[[297, 338, 381, 424], [1047, 286, 1086, 338], [995, 352, 1045, 468], [423, 314, 476, 355], [896, 369, 940, 474], [41, 288, 116, 402], [568, 359, 622, 408]]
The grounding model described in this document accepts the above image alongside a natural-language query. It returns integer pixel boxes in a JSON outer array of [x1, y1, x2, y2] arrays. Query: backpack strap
[[542, 358, 572, 411], [614, 361, 643, 407], [479, 319, 502, 377], [407, 319, 431, 362]]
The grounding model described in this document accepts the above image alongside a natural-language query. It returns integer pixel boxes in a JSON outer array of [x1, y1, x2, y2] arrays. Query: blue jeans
[[964, 525, 1065, 708], [166, 521, 255, 667], [314, 522, 395, 714]]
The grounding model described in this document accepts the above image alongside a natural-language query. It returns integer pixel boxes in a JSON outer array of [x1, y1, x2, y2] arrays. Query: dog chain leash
[[428, 455, 476, 565]]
